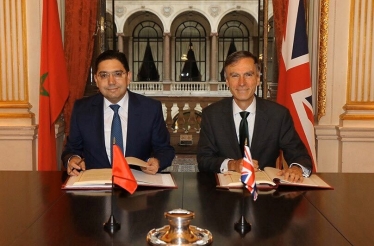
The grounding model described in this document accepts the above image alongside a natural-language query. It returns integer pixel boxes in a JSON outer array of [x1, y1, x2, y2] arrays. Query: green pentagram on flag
[[40, 72, 49, 96]]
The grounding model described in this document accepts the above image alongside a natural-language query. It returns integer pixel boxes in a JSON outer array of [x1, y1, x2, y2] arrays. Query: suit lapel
[[252, 97, 269, 148], [91, 94, 110, 165], [126, 91, 141, 153], [221, 98, 242, 157]]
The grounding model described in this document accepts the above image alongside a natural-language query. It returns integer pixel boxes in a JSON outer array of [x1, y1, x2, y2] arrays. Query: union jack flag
[[241, 145, 258, 201], [274, 0, 317, 172]]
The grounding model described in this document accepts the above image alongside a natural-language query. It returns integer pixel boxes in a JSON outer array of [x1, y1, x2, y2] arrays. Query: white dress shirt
[[103, 93, 129, 163], [220, 98, 257, 173]]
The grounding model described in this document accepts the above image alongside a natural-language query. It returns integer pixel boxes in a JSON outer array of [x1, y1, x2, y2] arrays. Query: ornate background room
[[0, 0, 373, 172]]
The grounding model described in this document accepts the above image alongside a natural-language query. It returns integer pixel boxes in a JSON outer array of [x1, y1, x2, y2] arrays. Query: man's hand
[[67, 157, 86, 176], [228, 159, 260, 173], [141, 157, 159, 174], [277, 166, 304, 183], [253, 160, 259, 171]]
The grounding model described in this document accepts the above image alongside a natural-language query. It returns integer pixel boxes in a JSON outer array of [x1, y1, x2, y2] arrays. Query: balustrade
[[155, 96, 225, 154], [128, 82, 164, 92], [128, 81, 236, 97], [171, 82, 208, 93]]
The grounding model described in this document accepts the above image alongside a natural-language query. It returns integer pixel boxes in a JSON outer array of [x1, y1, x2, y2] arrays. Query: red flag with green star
[[38, 0, 69, 170]]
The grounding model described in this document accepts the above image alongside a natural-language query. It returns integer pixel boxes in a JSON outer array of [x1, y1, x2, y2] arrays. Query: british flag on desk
[[241, 145, 258, 201]]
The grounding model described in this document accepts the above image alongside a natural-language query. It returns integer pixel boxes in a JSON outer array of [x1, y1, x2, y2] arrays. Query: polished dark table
[[1, 171, 372, 245]]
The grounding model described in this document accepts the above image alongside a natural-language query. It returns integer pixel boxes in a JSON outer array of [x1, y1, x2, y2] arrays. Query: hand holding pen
[[68, 157, 85, 176]]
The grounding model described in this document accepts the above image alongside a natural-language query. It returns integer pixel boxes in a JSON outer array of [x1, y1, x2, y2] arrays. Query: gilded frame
[[317, 0, 329, 121]]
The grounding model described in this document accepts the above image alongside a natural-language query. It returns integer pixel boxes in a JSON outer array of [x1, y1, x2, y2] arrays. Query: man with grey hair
[[197, 51, 312, 182]]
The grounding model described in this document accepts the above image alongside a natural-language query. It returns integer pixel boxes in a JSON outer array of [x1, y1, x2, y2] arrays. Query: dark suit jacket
[[62, 91, 175, 171], [197, 96, 312, 172]]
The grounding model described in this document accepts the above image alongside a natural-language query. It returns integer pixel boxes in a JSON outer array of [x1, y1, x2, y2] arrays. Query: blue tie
[[110, 104, 124, 155]]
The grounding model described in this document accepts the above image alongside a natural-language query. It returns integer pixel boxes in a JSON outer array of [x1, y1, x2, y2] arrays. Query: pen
[[69, 158, 85, 174], [75, 158, 85, 172], [77, 158, 85, 166]]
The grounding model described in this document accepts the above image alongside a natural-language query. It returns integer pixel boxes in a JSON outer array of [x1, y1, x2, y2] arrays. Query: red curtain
[[272, 0, 308, 66], [63, 0, 98, 135], [272, 0, 288, 64]]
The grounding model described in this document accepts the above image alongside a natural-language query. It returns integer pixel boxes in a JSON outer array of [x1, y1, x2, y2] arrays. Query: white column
[[117, 33, 125, 52], [163, 32, 171, 82], [210, 32, 218, 82]]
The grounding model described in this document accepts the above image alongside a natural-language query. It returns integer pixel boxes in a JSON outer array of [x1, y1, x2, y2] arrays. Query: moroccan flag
[[38, 0, 69, 170], [112, 144, 138, 194], [241, 145, 258, 201], [274, 0, 317, 172]]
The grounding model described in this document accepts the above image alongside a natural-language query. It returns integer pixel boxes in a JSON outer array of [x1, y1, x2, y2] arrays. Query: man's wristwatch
[[289, 163, 311, 177]]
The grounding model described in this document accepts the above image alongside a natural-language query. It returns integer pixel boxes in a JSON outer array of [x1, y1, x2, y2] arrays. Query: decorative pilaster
[[0, 0, 38, 170], [0, 0, 34, 125], [341, 0, 374, 124]]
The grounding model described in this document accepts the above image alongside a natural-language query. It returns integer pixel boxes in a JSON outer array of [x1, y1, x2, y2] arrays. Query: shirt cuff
[[289, 163, 311, 177], [67, 155, 81, 166], [220, 159, 231, 173]]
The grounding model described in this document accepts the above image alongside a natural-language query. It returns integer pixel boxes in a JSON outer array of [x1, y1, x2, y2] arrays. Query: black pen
[[76, 158, 85, 171], [70, 158, 85, 174]]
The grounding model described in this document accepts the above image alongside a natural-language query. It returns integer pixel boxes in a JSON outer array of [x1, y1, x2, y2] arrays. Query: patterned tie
[[239, 111, 250, 155], [110, 104, 124, 156]]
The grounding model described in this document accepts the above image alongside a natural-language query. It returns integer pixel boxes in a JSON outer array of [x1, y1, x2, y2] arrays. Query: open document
[[62, 168, 177, 190], [216, 167, 333, 190]]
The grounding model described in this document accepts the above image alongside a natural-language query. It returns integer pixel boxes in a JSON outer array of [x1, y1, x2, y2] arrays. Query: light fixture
[[181, 54, 188, 61]]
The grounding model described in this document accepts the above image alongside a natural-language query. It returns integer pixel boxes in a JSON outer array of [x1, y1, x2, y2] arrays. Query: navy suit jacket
[[197, 96, 312, 172], [62, 91, 175, 171]]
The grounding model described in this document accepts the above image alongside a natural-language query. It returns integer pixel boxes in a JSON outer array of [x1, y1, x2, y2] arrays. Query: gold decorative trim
[[340, 114, 374, 121], [344, 104, 374, 111], [369, 0, 374, 100], [0, 102, 31, 108], [22, 0, 29, 100], [0, 113, 34, 119], [317, 0, 329, 121], [343, 0, 354, 118]]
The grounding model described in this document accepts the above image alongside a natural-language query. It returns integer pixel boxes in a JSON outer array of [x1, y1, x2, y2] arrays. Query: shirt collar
[[104, 92, 129, 111], [232, 97, 257, 115]]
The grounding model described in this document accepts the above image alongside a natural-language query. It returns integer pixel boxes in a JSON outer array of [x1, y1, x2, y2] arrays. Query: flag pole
[[104, 174, 121, 233], [234, 138, 252, 236], [234, 172, 251, 236], [104, 141, 121, 233]]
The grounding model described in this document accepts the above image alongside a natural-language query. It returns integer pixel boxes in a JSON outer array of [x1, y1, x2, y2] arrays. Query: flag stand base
[[234, 215, 251, 237], [234, 186, 251, 237], [104, 215, 121, 234]]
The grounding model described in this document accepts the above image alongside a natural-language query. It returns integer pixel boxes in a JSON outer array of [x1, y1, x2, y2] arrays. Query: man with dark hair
[[62, 50, 175, 176], [197, 51, 312, 182]]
